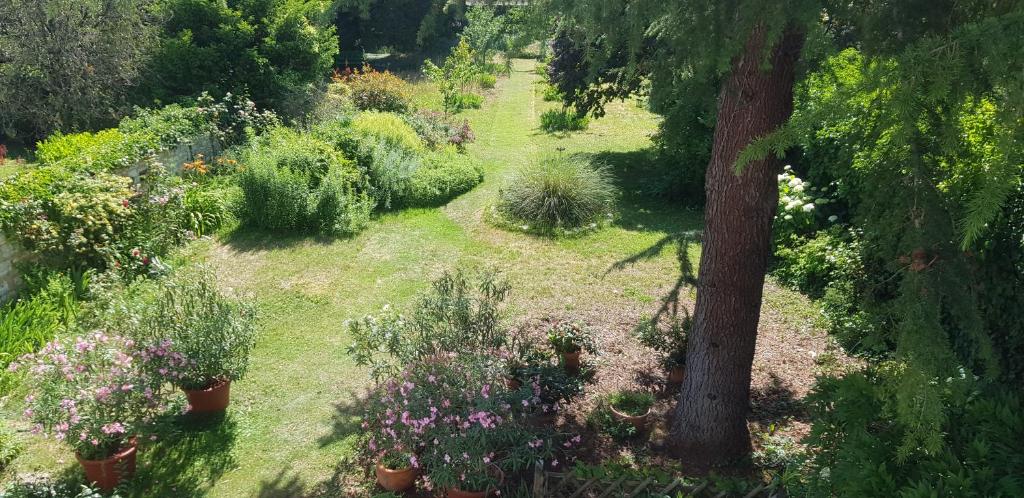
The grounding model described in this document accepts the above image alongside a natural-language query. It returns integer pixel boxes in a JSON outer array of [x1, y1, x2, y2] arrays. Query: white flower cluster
[[776, 165, 838, 223]]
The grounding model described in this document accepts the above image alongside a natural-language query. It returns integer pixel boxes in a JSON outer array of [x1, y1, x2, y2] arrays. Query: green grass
[[1, 60, 721, 496]]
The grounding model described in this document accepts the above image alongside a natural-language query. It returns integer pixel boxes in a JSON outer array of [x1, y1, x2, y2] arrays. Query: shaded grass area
[[2, 60, 826, 496]]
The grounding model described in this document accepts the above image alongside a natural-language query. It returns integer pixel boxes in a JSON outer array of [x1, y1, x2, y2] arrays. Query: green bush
[[0, 166, 134, 269], [143, 0, 338, 113], [130, 267, 258, 390], [35, 129, 158, 172], [183, 180, 236, 237], [608, 390, 655, 417], [351, 111, 425, 153], [402, 111, 476, 151], [541, 84, 562, 102], [342, 66, 412, 113], [365, 141, 421, 210], [0, 272, 76, 395], [497, 154, 616, 231], [457, 92, 484, 109], [773, 228, 862, 299], [478, 73, 497, 89], [540, 107, 589, 132], [238, 128, 372, 235], [406, 149, 485, 207]]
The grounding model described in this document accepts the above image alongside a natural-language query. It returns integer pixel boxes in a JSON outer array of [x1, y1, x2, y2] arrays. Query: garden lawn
[[4, 60, 837, 496]]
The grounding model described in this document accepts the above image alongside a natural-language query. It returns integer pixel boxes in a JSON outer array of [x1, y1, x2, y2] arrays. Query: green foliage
[[608, 390, 654, 417], [478, 73, 497, 89], [457, 92, 484, 110], [461, 6, 504, 67], [539, 107, 589, 133], [423, 40, 480, 115], [773, 228, 862, 299], [144, 0, 339, 113], [406, 148, 484, 207], [129, 267, 259, 390], [346, 270, 511, 383], [635, 312, 691, 370], [497, 154, 616, 232], [0, 166, 133, 270], [341, 67, 412, 114], [350, 112, 425, 153], [799, 373, 1024, 497], [0, 0, 161, 138], [0, 291, 66, 394], [238, 127, 372, 235], [546, 321, 595, 354], [402, 111, 476, 151], [0, 475, 115, 498], [182, 181, 236, 238]]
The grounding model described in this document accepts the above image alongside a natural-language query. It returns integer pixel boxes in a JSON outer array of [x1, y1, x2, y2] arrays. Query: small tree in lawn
[[423, 40, 478, 116]]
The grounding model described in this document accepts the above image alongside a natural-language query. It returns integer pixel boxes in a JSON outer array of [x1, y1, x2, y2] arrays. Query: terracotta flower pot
[[77, 439, 138, 492], [375, 462, 419, 492], [561, 350, 581, 374], [446, 466, 504, 498], [184, 379, 231, 413], [668, 365, 685, 384], [610, 404, 652, 432]]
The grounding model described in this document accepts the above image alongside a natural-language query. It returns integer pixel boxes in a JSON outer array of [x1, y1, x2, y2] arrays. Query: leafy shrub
[[540, 84, 562, 102], [0, 474, 113, 498], [347, 270, 511, 383], [0, 166, 133, 270], [129, 267, 258, 390], [497, 154, 617, 231], [183, 181, 236, 237], [406, 149, 485, 207], [478, 73, 497, 89], [774, 166, 838, 244], [423, 40, 479, 115], [0, 293, 64, 395], [402, 110, 476, 151], [238, 128, 373, 235], [341, 66, 412, 113], [635, 312, 691, 370], [546, 321, 596, 354], [144, 0, 338, 112], [12, 333, 177, 460], [194, 92, 279, 147], [457, 92, 484, 109], [773, 228, 862, 299], [540, 107, 589, 132], [35, 129, 159, 173], [350, 112, 425, 153], [118, 103, 213, 147], [363, 141, 421, 210]]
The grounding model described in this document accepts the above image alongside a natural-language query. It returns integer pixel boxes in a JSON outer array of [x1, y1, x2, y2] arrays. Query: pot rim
[[76, 438, 138, 464], [609, 403, 652, 421], [184, 378, 230, 393], [375, 461, 417, 474]]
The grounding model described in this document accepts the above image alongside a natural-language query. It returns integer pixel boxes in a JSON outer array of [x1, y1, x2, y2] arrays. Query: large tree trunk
[[669, 24, 804, 470]]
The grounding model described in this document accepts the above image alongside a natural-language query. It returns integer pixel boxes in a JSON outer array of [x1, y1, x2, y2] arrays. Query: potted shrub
[[374, 449, 419, 492], [13, 333, 178, 491], [546, 321, 595, 374], [607, 391, 655, 432], [135, 268, 258, 413], [635, 312, 691, 383]]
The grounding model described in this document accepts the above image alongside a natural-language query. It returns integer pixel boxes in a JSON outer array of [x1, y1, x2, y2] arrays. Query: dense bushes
[[238, 128, 372, 235], [142, 0, 338, 113], [496, 154, 616, 231], [340, 67, 412, 113], [540, 107, 589, 132], [350, 112, 425, 153], [406, 149, 485, 207]]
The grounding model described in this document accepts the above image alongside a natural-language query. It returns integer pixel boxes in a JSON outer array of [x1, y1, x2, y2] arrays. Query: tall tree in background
[[548, 0, 819, 469], [0, 0, 161, 139]]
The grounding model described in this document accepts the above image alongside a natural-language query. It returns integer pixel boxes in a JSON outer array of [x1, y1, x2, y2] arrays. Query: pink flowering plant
[[12, 332, 180, 460], [362, 353, 562, 493]]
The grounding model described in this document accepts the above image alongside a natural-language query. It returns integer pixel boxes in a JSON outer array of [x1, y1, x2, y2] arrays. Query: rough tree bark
[[669, 24, 804, 470]]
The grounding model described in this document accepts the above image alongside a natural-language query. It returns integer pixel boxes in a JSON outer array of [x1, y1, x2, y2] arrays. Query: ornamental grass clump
[[12, 333, 179, 460], [497, 154, 617, 233]]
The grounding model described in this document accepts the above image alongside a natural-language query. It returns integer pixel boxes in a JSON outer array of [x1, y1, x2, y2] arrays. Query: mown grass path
[[7, 60, 824, 496]]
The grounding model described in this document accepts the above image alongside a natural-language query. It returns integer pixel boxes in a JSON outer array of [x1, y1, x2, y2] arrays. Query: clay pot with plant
[[635, 311, 691, 384], [608, 390, 655, 431], [14, 334, 178, 491], [374, 450, 419, 491], [134, 267, 259, 414], [546, 321, 596, 374]]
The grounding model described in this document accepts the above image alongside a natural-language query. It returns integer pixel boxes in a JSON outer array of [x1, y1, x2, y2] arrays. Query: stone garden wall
[[0, 134, 221, 303]]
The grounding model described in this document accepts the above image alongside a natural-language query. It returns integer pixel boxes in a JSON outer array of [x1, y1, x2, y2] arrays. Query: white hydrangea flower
[[828, 215, 839, 222], [788, 178, 802, 188], [786, 200, 802, 210], [793, 183, 805, 192], [784, 214, 793, 220], [802, 203, 815, 212]]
